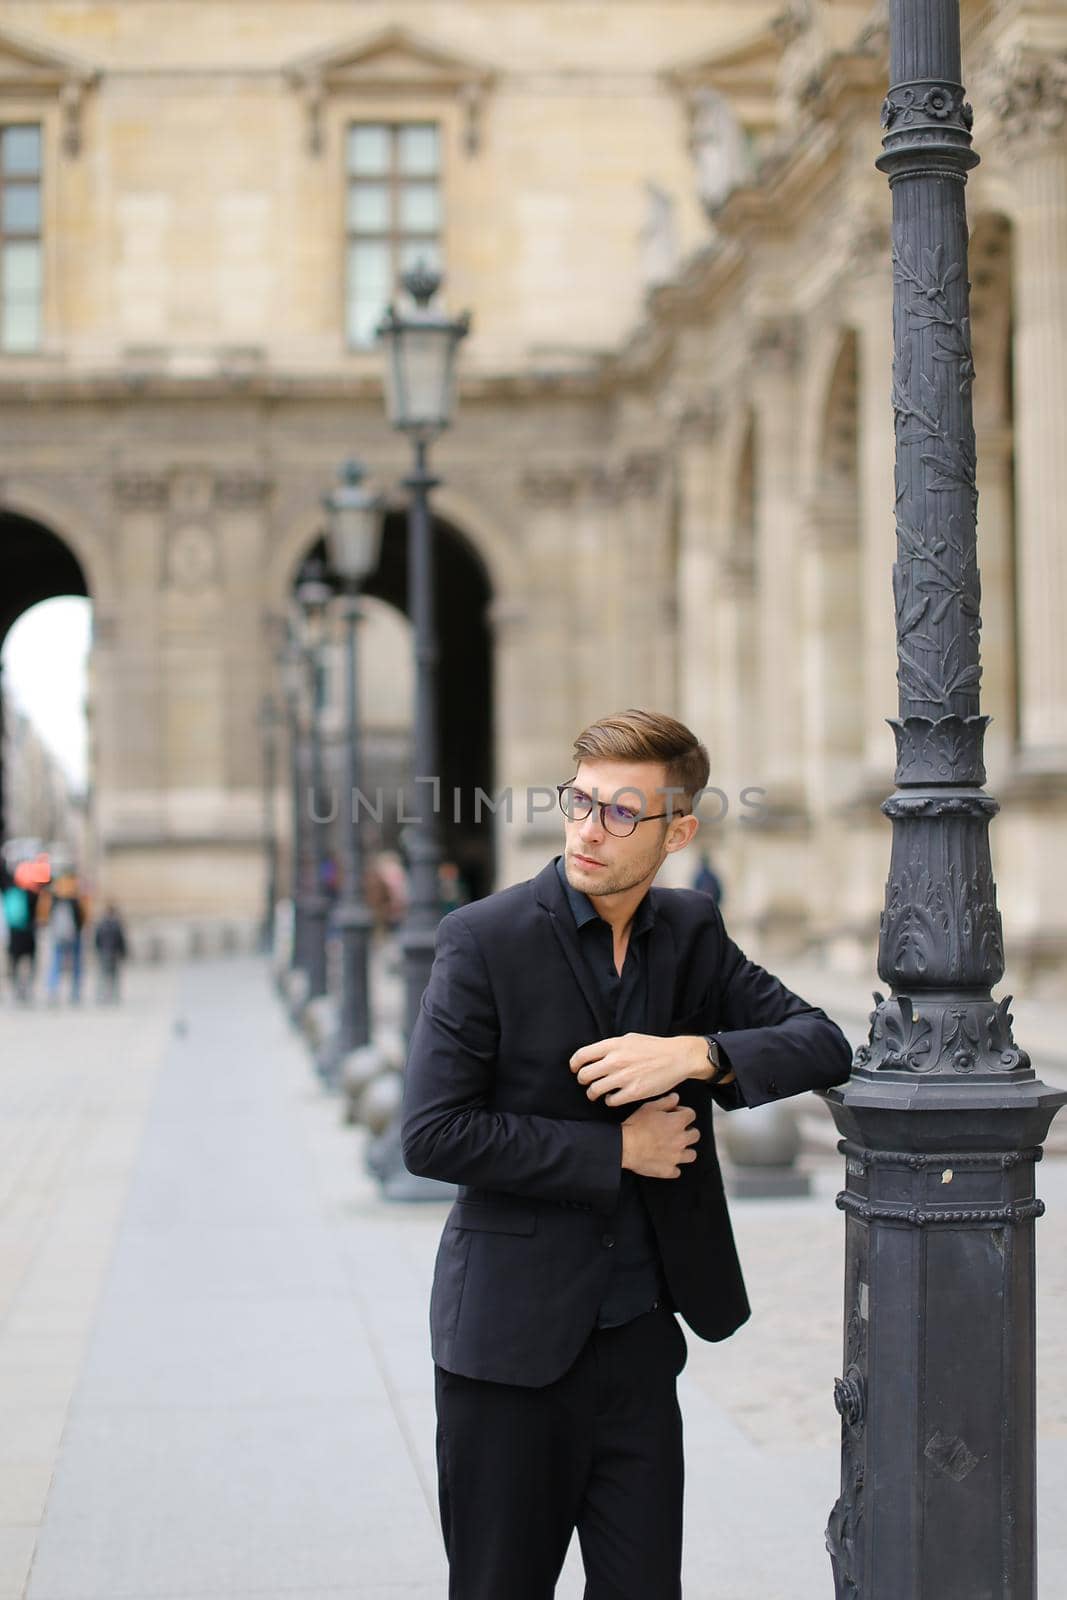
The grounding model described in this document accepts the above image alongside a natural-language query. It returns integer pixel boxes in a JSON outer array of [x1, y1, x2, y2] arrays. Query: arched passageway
[[0, 511, 91, 843], [299, 509, 494, 901]]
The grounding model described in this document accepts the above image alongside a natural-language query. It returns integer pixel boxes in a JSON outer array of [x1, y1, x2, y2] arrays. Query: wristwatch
[[705, 1036, 724, 1081]]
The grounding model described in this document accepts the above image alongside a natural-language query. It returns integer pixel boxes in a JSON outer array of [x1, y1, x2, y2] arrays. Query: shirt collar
[[554, 855, 656, 937]]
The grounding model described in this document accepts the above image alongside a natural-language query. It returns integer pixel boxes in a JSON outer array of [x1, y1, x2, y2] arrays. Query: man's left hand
[[569, 1033, 733, 1105]]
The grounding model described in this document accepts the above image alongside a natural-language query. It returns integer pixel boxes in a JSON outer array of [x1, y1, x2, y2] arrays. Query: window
[[346, 122, 442, 347], [0, 125, 42, 353]]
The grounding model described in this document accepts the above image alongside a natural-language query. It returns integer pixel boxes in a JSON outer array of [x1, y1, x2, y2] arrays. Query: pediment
[[0, 26, 98, 155], [0, 23, 97, 90], [286, 26, 496, 155], [287, 26, 495, 93]]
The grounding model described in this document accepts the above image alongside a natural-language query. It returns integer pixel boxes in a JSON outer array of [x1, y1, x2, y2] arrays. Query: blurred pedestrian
[[94, 902, 128, 1003], [692, 850, 723, 906], [3, 877, 37, 1003], [438, 860, 468, 915], [46, 873, 85, 1004]]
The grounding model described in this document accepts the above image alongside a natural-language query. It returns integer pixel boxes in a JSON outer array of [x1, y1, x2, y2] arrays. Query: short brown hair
[[572, 709, 710, 813]]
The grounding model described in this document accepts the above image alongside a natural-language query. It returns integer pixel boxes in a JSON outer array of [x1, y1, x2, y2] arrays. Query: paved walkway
[[1, 958, 1066, 1599]]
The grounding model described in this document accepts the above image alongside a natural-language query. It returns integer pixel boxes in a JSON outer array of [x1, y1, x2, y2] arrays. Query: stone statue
[[689, 88, 754, 216], [639, 181, 678, 288]]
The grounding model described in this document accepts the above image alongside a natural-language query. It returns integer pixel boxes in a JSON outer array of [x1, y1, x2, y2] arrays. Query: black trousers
[[434, 1304, 688, 1600]]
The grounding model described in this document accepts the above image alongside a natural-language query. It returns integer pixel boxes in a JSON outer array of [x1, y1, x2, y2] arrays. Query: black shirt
[[555, 857, 666, 1328]]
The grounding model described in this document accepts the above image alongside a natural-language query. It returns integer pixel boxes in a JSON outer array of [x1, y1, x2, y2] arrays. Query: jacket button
[[602, 1234, 615, 1248], [768, 1079, 780, 1098]]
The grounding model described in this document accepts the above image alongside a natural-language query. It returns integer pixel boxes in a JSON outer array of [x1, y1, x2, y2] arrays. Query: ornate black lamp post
[[294, 561, 334, 1003], [823, 4, 1065, 1595], [321, 460, 385, 1072], [279, 636, 307, 977], [377, 264, 470, 1042], [258, 694, 280, 954], [372, 263, 469, 1201]]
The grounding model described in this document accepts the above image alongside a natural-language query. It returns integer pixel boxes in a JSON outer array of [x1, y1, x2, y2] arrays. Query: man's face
[[562, 759, 686, 899]]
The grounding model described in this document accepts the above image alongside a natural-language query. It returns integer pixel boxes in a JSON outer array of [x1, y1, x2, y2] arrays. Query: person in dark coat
[[3, 876, 39, 1003], [94, 903, 129, 1003], [402, 709, 852, 1600]]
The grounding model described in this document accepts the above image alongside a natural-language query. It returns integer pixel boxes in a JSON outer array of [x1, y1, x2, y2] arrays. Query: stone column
[[750, 317, 805, 817], [997, 70, 1067, 768], [801, 487, 863, 818], [973, 425, 1016, 785], [851, 235, 899, 786], [493, 468, 580, 887], [616, 448, 674, 710], [674, 410, 722, 763]]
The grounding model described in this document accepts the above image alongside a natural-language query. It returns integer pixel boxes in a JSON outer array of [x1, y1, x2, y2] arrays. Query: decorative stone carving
[[167, 525, 217, 592], [639, 182, 679, 289], [689, 87, 755, 215], [750, 315, 801, 373], [114, 473, 169, 510], [215, 473, 271, 509], [519, 466, 579, 507], [620, 451, 665, 499], [982, 49, 1067, 145], [170, 469, 214, 518]]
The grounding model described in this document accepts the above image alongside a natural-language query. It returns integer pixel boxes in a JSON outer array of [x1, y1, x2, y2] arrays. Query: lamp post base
[[366, 1119, 455, 1204], [303, 892, 330, 1001], [822, 1073, 1066, 1598]]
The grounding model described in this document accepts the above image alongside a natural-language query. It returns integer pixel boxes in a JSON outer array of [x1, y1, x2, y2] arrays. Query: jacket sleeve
[[401, 912, 623, 1213], [707, 905, 852, 1109]]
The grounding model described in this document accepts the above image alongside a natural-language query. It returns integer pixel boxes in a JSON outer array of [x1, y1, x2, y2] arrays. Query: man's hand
[[570, 1032, 733, 1106], [620, 1093, 700, 1179]]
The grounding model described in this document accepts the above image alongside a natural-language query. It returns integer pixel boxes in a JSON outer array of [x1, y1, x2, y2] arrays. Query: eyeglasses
[[557, 783, 679, 838]]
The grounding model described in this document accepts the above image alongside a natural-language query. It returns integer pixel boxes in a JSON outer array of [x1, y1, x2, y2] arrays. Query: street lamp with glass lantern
[[377, 263, 470, 1047], [322, 458, 385, 1074], [294, 558, 334, 1003], [373, 262, 470, 1201]]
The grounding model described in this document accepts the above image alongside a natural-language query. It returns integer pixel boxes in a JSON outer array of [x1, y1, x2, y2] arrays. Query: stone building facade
[[0, 1, 1063, 988]]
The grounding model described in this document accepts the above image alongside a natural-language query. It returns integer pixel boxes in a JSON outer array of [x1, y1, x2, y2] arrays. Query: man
[[402, 709, 851, 1600]]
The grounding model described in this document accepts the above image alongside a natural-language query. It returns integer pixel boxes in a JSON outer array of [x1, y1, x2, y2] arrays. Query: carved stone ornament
[[167, 525, 217, 592], [215, 473, 271, 509], [620, 451, 665, 499], [750, 315, 801, 373], [983, 48, 1067, 145], [519, 466, 579, 507], [114, 473, 169, 510]]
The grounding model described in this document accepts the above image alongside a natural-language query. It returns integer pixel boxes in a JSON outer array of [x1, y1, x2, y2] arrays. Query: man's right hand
[[620, 1092, 700, 1179]]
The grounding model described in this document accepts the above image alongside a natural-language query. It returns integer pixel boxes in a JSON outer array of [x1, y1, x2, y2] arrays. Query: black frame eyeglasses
[[556, 783, 679, 838]]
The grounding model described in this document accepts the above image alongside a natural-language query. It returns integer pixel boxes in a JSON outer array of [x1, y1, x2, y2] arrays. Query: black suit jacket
[[402, 859, 851, 1387]]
